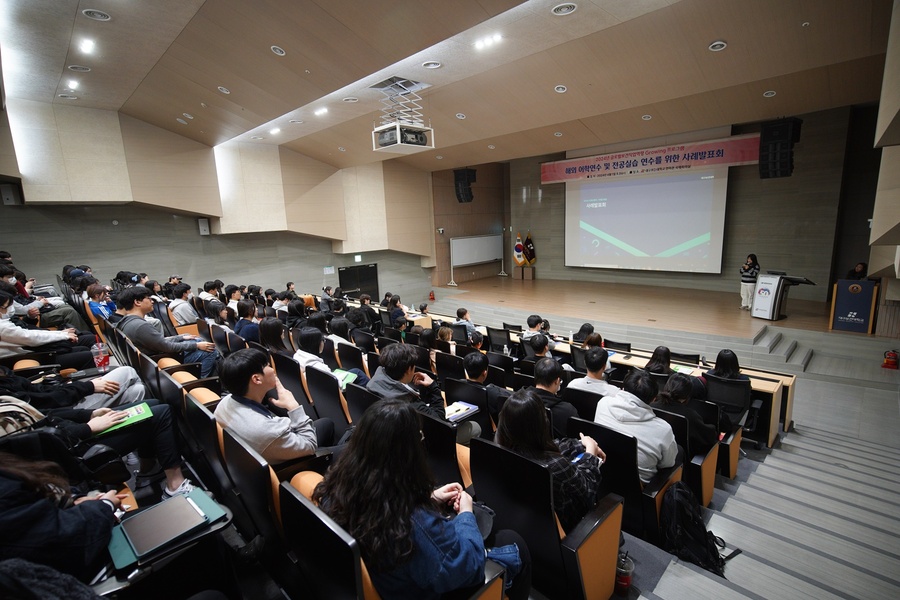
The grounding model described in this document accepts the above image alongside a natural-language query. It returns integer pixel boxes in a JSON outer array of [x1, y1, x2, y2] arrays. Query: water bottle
[[503, 345, 509, 356], [91, 343, 110, 373]]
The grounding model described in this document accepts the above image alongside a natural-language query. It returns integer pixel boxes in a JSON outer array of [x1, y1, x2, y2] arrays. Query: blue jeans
[[183, 348, 220, 378]]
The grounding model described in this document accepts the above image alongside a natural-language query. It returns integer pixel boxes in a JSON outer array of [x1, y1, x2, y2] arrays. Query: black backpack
[[660, 481, 727, 577]]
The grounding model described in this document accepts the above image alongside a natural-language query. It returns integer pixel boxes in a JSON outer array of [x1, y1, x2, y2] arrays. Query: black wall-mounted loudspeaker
[[759, 117, 802, 179], [454, 168, 476, 203]]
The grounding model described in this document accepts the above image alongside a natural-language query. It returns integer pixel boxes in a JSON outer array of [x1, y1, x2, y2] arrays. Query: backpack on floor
[[660, 481, 727, 577]]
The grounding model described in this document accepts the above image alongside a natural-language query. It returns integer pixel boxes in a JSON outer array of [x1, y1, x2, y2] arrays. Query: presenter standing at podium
[[846, 262, 867, 280], [739, 254, 760, 311]]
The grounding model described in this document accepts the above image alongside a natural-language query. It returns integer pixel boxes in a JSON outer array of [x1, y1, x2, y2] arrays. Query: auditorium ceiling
[[0, 0, 892, 171]]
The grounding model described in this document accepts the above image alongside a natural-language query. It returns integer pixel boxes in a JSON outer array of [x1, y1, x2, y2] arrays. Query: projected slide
[[565, 168, 728, 273]]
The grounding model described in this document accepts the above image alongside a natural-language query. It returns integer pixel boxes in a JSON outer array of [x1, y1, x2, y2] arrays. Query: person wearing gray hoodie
[[594, 368, 677, 483]]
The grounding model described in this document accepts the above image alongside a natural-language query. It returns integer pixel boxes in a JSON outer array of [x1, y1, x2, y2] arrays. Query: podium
[[751, 274, 816, 320], [830, 279, 878, 333]]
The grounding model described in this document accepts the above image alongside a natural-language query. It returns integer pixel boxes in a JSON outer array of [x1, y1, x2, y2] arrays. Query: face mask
[[7, 277, 15, 284], [188, 293, 194, 300]]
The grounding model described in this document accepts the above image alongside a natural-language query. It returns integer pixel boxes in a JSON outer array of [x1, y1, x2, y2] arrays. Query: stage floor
[[435, 278, 833, 339]]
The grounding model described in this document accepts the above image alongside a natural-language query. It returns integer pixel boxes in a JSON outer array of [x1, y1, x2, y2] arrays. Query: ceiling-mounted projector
[[372, 122, 435, 155], [378, 127, 427, 147]]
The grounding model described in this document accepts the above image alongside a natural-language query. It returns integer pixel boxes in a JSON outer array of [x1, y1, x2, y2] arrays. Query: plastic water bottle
[[503, 345, 509, 356], [569, 330, 574, 344]]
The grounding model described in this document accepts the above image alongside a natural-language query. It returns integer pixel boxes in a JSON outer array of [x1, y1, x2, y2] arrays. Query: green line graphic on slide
[[580, 221, 710, 257]]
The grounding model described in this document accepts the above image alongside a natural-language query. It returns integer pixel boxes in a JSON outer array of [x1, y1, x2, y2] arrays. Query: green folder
[[94, 402, 153, 436]]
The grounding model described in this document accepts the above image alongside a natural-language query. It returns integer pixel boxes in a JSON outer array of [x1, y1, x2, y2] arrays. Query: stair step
[[776, 443, 900, 480], [653, 561, 759, 600], [779, 435, 900, 472], [789, 426, 900, 458], [761, 454, 900, 499], [752, 463, 900, 512]]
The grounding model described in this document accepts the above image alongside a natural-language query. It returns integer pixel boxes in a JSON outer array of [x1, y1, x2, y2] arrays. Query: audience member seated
[[0, 291, 94, 370], [271, 292, 289, 312], [379, 292, 393, 308], [437, 326, 456, 353], [162, 274, 182, 300], [528, 358, 577, 438], [463, 351, 511, 423], [357, 294, 380, 330], [1, 362, 145, 411], [169, 283, 200, 326], [330, 299, 347, 318], [215, 348, 336, 465], [393, 316, 408, 339], [233, 300, 260, 343], [306, 311, 328, 335], [521, 314, 553, 349], [453, 308, 477, 341], [145, 280, 167, 303], [284, 281, 298, 301], [582, 332, 604, 349], [246, 284, 263, 305], [319, 286, 335, 313], [327, 317, 354, 349], [198, 281, 218, 302], [572, 322, 594, 343], [566, 348, 619, 396], [286, 299, 307, 329], [0, 268, 90, 331], [594, 369, 677, 484], [651, 374, 718, 456], [419, 328, 439, 371], [225, 284, 242, 312], [345, 307, 369, 333], [0, 453, 126, 581], [703, 349, 748, 382], [205, 300, 233, 332], [294, 326, 369, 386], [389, 295, 409, 324], [313, 399, 531, 600], [367, 344, 478, 442], [530, 334, 573, 370], [496, 389, 604, 533], [116, 286, 220, 377], [469, 330, 485, 352], [644, 346, 674, 376], [258, 317, 294, 357], [86, 283, 120, 322]]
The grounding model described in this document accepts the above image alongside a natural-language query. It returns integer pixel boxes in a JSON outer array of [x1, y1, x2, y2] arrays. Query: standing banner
[[514, 232, 526, 266], [751, 275, 781, 320], [830, 279, 877, 333], [524, 231, 536, 265]]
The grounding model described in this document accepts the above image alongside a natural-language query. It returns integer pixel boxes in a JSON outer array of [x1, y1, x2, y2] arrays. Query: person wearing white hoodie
[[594, 368, 677, 484]]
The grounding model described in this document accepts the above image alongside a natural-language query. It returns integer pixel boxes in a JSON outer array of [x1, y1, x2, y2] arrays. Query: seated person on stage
[[594, 369, 678, 483], [495, 389, 604, 533], [453, 308, 477, 340], [651, 374, 718, 456], [0, 291, 95, 370], [198, 280, 218, 302], [463, 351, 511, 424], [0, 362, 145, 411], [367, 343, 479, 442], [566, 347, 619, 396], [528, 358, 577, 438], [215, 348, 336, 465], [168, 282, 200, 326], [86, 284, 121, 323], [115, 286, 220, 378], [225, 284, 242, 313], [233, 300, 260, 343]]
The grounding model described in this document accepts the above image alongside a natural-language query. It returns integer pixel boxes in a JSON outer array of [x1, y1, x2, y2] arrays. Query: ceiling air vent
[[82, 9, 111, 21]]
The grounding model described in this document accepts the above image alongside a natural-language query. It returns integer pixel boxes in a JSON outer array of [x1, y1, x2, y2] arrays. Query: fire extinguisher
[[429, 290, 435, 301], [882, 350, 898, 369]]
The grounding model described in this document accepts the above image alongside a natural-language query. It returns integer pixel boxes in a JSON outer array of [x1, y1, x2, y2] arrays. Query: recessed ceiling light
[[314, 108, 328, 116], [554, 85, 567, 93], [82, 9, 111, 21], [183, 113, 194, 119], [67, 80, 79, 90], [200, 102, 208, 108], [475, 34, 502, 50], [801, 21, 810, 27], [58, 94, 78, 100], [708, 40, 727, 52], [551, 3, 578, 16], [763, 90, 777, 98], [176, 118, 187, 125], [342, 97, 358, 103], [271, 45, 286, 56], [554, 132, 563, 137], [641, 114, 652, 120], [338, 147, 346, 152], [217, 86, 230, 94], [422, 60, 442, 69], [456, 113, 466, 120], [250, 136, 264, 140], [79, 39, 95, 54], [488, 145, 496, 149], [67, 65, 91, 72], [289, 119, 304, 124], [436, 156, 444, 160], [269, 128, 281, 134]]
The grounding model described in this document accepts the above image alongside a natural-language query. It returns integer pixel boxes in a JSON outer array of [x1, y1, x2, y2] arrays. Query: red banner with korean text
[[540, 134, 760, 184]]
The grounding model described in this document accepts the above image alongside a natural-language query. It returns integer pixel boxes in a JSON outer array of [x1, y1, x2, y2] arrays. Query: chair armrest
[[718, 428, 741, 479], [686, 444, 719, 507], [14, 364, 63, 379], [181, 377, 221, 394], [560, 493, 624, 600], [642, 463, 683, 543], [162, 362, 202, 378], [273, 449, 334, 480], [440, 558, 506, 600]]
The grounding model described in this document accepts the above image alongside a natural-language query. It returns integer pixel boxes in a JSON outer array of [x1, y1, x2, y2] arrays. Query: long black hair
[[655, 373, 693, 406], [313, 399, 434, 572], [709, 349, 742, 379], [644, 345, 672, 374], [495, 388, 559, 460], [258, 317, 291, 354]]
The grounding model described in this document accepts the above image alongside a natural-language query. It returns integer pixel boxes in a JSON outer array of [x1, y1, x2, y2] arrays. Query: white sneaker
[[161, 478, 195, 501]]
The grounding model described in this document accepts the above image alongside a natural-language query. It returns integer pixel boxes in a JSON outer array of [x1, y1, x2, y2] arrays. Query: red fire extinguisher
[[429, 290, 435, 301], [882, 350, 898, 369]]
